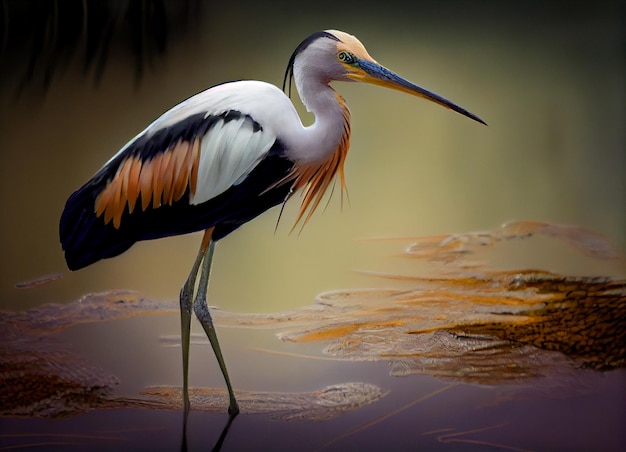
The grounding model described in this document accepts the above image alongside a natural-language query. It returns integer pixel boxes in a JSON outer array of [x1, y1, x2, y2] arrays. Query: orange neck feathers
[[287, 92, 351, 232]]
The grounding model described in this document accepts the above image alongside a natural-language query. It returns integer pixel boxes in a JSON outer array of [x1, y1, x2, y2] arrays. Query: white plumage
[[192, 113, 274, 205]]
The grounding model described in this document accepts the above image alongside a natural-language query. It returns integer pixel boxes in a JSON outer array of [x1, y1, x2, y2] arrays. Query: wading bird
[[60, 30, 485, 415]]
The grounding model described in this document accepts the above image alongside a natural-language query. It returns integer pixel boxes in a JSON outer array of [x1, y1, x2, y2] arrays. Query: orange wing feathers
[[94, 139, 200, 229]]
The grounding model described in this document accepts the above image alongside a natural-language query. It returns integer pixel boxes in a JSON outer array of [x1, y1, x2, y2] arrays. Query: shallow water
[[2, 224, 625, 450]]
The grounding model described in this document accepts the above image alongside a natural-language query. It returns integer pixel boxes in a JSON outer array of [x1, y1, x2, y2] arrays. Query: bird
[[59, 29, 485, 416]]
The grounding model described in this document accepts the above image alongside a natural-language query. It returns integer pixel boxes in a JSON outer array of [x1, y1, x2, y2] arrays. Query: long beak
[[349, 60, 487, 125]]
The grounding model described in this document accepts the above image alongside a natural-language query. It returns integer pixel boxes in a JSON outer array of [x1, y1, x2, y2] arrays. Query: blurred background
[[1, 0, 624, 312]]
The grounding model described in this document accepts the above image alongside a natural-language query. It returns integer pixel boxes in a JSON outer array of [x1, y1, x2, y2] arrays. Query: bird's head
[[284, 30, 486, 125]]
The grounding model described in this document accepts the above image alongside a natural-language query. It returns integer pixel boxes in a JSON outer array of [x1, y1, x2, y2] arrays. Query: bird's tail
[[59, 182, 135, 271]]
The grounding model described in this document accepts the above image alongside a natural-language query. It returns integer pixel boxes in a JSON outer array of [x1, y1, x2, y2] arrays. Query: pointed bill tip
[[352, 60, 487, 126]]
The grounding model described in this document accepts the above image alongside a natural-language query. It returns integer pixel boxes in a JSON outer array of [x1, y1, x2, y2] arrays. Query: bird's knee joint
[[180, 288, 193, 313], [193, 298, 213, 324]]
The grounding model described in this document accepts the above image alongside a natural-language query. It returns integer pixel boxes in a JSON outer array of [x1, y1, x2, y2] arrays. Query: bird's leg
[[192, 237, 240, 415], [179, 228, 213, 412]]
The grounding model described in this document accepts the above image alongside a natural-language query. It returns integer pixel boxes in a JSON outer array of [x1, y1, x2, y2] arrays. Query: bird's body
[[60, 30, 485, 415], [60, 79, 348, 269]]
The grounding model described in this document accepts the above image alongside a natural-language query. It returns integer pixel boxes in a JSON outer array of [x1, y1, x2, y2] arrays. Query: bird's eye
[[338, 51, 356, 65]]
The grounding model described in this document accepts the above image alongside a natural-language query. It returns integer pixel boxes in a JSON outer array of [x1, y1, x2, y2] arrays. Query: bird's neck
[[287, 77, 351, 164], [282, 78, 351, 229]]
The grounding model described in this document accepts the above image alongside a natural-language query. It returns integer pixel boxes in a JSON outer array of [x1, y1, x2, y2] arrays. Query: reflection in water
[[2, 221, 623, 420]]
